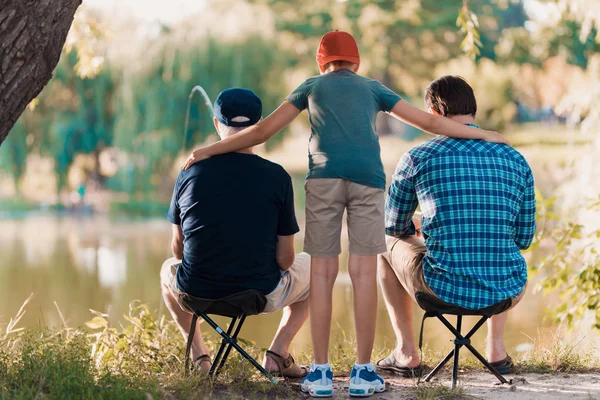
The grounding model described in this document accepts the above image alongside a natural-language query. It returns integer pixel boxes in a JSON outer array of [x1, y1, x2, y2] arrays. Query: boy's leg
[[304, 179, 346, 365], [160, 259, 211, 371], [346, 182, 387, 365], [348, 253, 378, 364], [310, 256, 339, 364], [346, 182, 387, 396]]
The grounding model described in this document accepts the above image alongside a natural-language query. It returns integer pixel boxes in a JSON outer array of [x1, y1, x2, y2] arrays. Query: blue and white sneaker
[[301, 363, 334, 398], [348, 363, 386, 397]]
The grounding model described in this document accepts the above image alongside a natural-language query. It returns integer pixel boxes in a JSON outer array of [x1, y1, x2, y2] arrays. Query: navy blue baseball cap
[[213, 88, 262, 127]]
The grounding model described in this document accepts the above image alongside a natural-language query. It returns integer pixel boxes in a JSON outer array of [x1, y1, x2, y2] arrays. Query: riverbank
[[1, 299, 598, 399]]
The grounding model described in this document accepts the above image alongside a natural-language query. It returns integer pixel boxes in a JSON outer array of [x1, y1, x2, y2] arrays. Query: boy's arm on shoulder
[[210, 100, 300, 154], [182, 101, 301, 169], [388, 100, 509, 144]]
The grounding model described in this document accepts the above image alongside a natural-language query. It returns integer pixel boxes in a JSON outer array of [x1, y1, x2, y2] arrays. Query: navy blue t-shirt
[[167, 153, 299, 299]]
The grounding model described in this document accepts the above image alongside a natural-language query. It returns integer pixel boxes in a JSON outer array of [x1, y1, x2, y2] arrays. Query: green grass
[[0, 298, 296, 400], [1, 297, 598, 399]]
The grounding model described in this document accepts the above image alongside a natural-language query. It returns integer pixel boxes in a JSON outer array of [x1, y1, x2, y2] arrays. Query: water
[[3, 212, 595, 362]]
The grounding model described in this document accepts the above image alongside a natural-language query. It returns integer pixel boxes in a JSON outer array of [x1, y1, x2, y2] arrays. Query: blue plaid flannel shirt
[[385, 135, 536, 309]]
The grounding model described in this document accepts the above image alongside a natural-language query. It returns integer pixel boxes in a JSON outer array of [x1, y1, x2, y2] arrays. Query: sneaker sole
[[349, 383, 385, 397], [301, 384, 334, 398]]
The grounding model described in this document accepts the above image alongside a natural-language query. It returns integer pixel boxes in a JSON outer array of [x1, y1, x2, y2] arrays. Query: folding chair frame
[[184, 312, 278, 384], [419, 312, 510, 389]]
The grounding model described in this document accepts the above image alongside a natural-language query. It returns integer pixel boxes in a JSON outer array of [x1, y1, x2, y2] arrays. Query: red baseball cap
[[316, 30, 360, 66]]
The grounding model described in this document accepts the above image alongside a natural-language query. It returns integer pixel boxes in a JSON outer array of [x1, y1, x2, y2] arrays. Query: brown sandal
[[265, 350, 308, 378]]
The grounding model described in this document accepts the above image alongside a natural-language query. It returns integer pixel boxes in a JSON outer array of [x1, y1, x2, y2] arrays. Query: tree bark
[[0, 0, 81, 146]]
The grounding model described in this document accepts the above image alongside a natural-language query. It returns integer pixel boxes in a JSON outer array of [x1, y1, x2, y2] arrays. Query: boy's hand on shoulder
[[182, 148, 210, 170], [483, 130, 511, 146]]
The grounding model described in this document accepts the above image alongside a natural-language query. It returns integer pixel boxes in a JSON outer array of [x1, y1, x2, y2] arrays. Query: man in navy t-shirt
[[160, 88, 310, 378]]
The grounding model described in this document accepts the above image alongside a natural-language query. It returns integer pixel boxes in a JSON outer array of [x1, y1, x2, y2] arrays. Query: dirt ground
[[285, 371, 600, 399]]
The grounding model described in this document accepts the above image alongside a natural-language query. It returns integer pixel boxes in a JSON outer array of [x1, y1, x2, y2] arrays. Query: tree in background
[[0, 0, 81, 146]]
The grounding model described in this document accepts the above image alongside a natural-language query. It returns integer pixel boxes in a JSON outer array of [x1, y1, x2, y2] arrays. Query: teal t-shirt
[[286, 69, 401, 190]]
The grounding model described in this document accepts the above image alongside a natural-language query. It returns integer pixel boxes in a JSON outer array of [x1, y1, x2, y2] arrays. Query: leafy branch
[[530, 193, 600, 330], [456, 0, 482, 59]]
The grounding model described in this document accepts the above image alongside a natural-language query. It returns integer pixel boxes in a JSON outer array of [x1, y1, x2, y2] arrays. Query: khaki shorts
[[160, 253, 311, 314], [304, 178, 386, 257], [381, 235, 525, 311]]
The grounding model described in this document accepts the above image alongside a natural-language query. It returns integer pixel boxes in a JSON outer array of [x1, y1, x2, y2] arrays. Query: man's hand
[[412, 215, 422, 234], [412, 213, 422, 237], [482, 130, 510, 146], [182, 147, 210, 170]]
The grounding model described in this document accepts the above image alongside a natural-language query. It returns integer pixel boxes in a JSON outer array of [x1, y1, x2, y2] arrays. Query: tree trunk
[[0, 0, 81, 146]]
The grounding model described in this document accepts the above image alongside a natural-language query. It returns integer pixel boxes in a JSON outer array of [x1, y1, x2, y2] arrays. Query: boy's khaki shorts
[[304, 178, 387, 257], [161, 253, 311, 314]]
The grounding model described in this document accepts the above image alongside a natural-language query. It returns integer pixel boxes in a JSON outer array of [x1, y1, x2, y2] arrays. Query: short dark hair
[[323, 60, 357, 70], [425, 76, 477, 117]]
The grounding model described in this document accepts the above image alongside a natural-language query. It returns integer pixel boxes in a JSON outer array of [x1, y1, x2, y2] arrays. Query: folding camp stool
[[415, 292, 513, 389], [180, 289, 278, 384]]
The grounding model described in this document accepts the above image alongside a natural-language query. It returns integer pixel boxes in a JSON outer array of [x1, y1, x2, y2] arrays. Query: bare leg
[[487, 311, 509, 362], [160, 260, 211, 371], [264, 298, 309, 370], [348, 253, 378, 364], [310, 256, 339, 364], [377, 255, 420, 367]]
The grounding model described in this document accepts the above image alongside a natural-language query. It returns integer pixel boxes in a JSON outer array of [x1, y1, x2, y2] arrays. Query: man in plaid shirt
[[376, 76, 536, 377]]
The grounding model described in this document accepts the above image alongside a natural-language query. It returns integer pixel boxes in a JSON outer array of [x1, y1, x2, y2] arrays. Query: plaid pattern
[[385, 135, 536, 309]]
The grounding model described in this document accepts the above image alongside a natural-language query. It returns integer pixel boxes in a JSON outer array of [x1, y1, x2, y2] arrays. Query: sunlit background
[[1, 0, 599, 359]]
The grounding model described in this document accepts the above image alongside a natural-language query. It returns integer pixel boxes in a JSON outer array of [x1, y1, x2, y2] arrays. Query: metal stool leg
[[451, 315, 462, 389], [201, 313, 278, 384], [184, 314, 198, 374], [465, 342, 509, 384], [424, 349, 455, 382], [209, 316, 238, 376], [215, 315, 246, 376]]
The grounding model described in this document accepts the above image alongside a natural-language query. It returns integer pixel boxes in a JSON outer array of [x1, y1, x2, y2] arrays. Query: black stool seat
[[180, 290, 276, 384], [415, 292, 514, 388], [416, 293, 512, 317], [180, 289, 267, 318]]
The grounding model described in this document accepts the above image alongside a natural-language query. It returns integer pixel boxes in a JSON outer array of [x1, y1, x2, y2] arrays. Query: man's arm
[[171, 224, 184, 260], [385, 153, 420, 237], [182, 101, 301, 169], [515, 170, 536, 250], [275, 234, 295, 271], [388, 100, 509, 144]]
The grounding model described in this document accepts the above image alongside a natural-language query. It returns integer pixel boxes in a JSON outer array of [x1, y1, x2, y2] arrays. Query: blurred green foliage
[[2, 0, 600, 197], [8, 30, 290, 195], [530, 195, 600, 331]]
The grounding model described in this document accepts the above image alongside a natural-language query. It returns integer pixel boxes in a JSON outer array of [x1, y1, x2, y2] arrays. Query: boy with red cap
[[183, 31, 508, 397]]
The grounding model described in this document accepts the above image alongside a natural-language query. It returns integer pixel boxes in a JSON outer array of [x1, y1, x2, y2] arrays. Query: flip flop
[[191, 354, 212, 373], [489, 355, 514, 375], [376, 354, 425, 378]]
